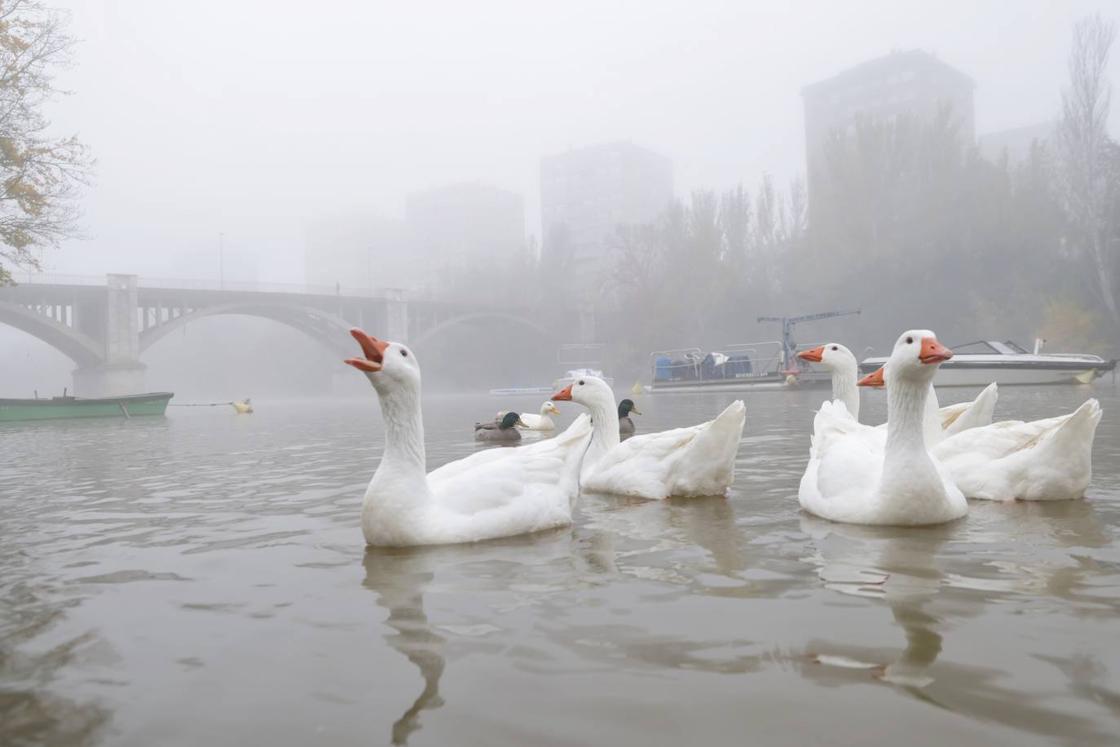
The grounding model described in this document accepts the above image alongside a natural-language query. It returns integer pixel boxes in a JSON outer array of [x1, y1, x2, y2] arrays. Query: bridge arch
[[0, 300, 104, 367], [410, 311, 550, 350], [138, 302, 355, 355]]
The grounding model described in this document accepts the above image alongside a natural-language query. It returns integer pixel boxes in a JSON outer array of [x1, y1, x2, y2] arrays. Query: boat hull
[[649, 372, 833, 392], [0, 392, 174, 422], [929, 365, 1107, 387], [858, 357, 1115, 387]]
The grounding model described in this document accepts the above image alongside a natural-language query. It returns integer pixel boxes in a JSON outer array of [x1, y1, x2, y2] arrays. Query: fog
[[3, 0, 1120, 397]]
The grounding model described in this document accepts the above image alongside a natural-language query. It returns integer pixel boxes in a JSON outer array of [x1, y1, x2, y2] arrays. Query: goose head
[[859, 330, 951, 387], [344, 328, 421, 394], [541, 401, 561, 417], [617, 399, 641, 418], [551, 375, 615, 411], [797, 343, 858, 375]]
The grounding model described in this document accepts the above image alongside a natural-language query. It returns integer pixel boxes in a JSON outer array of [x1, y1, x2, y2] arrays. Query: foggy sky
[[43, 0, 1120, 284]]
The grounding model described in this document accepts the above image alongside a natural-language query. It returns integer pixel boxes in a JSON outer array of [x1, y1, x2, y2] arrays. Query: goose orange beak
[[551, 385, 573, 401], [919, 337, 953, 365], [858, 367, 886, 388], [797, 346, 825, 363], [345, 328, 389, 372]]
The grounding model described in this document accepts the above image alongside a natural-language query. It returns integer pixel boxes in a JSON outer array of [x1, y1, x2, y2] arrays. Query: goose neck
[[832, 368, 860, 421], [885, 376, 933, 457], [375, 385, 427, 474]]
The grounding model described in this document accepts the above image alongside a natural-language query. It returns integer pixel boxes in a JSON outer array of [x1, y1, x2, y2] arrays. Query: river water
[[1, 383, 1118, 746]]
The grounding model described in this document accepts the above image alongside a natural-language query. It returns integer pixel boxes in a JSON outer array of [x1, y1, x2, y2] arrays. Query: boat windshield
[[951, 340, 1029, 355]]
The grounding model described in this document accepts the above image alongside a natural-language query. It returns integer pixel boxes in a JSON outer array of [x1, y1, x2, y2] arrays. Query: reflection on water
[[362, 549, 445, 745], [0, 385, 1118, 745]]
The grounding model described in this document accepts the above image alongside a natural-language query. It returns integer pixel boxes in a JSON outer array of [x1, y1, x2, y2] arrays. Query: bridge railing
[[12, 272, 407, 299]]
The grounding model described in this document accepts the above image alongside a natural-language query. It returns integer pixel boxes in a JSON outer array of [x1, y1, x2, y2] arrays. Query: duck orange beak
[[858, 366, 886, 388], [797, 346, 825, 363], [551, 385, 573, 401], [345, 328, 389, 372], [919, 337, 953, 365]]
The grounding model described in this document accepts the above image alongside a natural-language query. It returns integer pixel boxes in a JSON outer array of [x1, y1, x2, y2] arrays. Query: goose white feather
[[345, 329, 590, 547], [552, 376, 745, 500], [930, 399, 1102, 501]]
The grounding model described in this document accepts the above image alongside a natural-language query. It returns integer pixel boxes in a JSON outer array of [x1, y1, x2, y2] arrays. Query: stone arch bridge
[[0, 274, 563, 396]]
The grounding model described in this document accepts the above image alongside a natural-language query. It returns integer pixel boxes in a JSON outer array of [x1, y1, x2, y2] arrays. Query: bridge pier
[[73, 274, 146, 397], [73, 362, 148, 397]]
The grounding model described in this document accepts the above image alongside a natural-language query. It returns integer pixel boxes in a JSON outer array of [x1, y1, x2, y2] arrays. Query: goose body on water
[[345, 328, 590, 547], [498, 401, 561, 431], [798, 331, 968, 526], [552, 376, 745, 500], [859, 365, 1102, 502]]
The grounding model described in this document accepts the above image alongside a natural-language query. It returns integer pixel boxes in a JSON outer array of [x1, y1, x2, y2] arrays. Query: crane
[[757, 309, 861, 374]]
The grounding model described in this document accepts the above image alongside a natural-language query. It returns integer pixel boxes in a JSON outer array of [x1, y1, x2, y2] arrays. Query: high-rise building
[[802, 50, 975, 201], [540, 141, 674, 294], [405, 182, 525, 285]]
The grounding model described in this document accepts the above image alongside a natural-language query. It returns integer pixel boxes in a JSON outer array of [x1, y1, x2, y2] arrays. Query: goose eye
[[830, 346, 837, 351], [400, 349, 408, 357], [578, 380, 585, 385], [905, 337, 913, 344]]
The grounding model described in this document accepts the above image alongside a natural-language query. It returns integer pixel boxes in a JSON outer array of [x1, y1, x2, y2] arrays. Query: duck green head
[[618, 399, 641, 417], [499, 412, 523, 430]]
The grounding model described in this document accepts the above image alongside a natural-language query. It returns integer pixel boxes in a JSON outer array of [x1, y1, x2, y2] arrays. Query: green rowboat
[[0, 392, 174, 422]]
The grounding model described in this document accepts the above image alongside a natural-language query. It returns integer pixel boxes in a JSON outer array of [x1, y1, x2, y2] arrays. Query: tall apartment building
[[540, 141, 674, 294], [802, 50, 975, 202]]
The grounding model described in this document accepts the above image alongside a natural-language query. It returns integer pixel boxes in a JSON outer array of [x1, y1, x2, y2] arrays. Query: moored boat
[[649, 342, 832, 392], [0, 392, 175, 422], [859, 340, 1116, 387]]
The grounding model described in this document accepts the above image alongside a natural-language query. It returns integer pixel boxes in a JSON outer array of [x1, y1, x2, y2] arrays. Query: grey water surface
[[1, 384, 1118, 746]]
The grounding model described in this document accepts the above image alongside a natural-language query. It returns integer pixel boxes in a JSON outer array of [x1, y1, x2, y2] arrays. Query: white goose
[[798, 330, 968, 526], [798, 342, 998, 440], [859, 364, 1103, 501], [551, 375, 745, 500], [498, 401, 561, 431], [345, 328, 590, 547]]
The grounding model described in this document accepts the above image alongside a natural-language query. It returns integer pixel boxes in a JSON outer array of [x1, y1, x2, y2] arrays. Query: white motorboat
[[859, 339, 1116, 387]]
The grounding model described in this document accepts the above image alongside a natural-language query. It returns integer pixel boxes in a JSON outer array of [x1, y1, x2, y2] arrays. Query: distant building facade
[[405, 182, 525, 288], [802, 50, 975, 202], [540, 141, 674, 295]]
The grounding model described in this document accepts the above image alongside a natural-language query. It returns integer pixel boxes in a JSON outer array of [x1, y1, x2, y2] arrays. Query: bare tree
[[1058, 13, 1119, 326], [0, 0, 92, 284]]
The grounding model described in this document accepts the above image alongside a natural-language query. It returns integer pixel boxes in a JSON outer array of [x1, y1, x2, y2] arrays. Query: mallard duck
[[474, 412, 526, 442], [617, 398, 641, 437]]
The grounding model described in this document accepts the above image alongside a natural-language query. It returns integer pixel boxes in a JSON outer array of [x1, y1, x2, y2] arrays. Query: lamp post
[[219, 232, 225, 290]]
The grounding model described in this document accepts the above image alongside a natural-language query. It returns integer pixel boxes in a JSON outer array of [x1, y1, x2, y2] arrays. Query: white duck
[[798, 330, 968, 526], [345, 328, 590, 547], [498, 401, 561, 431], [798, 342, 998, 440], [858, 365, 1103, 501], [551, 375, 746, 500]]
